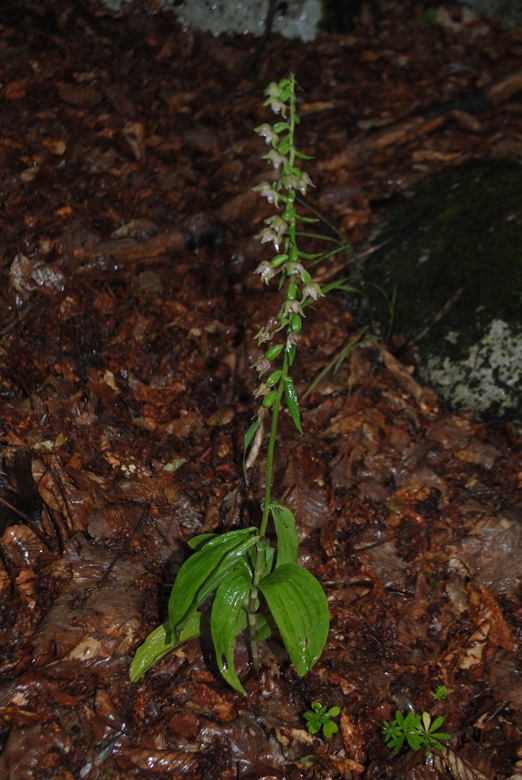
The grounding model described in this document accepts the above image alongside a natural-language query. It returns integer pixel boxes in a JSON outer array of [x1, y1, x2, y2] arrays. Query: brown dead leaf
[[3, 78, 29, 100], [172, 683, 239, 723], [124, 748, 201, 775], [132, 382, 186, 406], [122, 120, 146, 161], [206, 405, 235, 427], [380, 346, 434, 408], [451, 109, 483, 134], [340, 709, 365, 764], [434, 746, 491, 780], [37, 459, 93, 534], [57, 84, 102, 107], [468, 581, 513, 652]]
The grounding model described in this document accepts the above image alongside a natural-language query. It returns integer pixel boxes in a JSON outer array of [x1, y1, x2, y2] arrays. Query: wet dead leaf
[[206, 405, 235, 427], [57, 84, 102, 107]]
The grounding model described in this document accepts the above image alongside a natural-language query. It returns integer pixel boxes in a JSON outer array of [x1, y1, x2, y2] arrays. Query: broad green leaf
[[234, 555, 254, 581], [195, 534, 260, 607], [211, 569, 252, 695], [268, 501, 299, 566], [284, 376, 303, 433], [168, 528, 258, 634], [187, 533, 217, 551], [129, 611, 209, 682], [259, 563, 329, 676]]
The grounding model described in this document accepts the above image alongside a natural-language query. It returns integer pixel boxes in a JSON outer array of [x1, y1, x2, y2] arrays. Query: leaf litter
[[0, 0, 521, 777]]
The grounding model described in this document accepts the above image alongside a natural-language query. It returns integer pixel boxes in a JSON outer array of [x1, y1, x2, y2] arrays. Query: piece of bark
[[322, 70, 522, 170], [80, 230, 186, 271]]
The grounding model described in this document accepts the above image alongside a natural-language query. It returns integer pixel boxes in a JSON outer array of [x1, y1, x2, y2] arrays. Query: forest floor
[[0, 1, 521, 778]]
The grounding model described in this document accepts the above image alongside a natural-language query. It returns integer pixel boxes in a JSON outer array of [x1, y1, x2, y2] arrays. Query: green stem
[[246, 549, 264, 670], [249, 355, 287, 670], [259, 367, 286, 537]]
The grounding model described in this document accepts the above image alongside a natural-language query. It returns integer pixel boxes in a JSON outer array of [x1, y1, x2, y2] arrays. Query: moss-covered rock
[[358, 159, 522, 422]]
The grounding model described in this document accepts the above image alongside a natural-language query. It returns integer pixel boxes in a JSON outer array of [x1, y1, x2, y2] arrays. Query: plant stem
[[248, 354, 287, 670], [259, 369, 285, 537], [246, 537, 268, 671]]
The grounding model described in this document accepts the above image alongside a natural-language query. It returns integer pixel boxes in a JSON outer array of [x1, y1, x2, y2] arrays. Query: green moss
[[360, 160, 522, 353]]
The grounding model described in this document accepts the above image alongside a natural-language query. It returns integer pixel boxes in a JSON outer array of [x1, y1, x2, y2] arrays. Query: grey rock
[[357, 159, 522, 423]]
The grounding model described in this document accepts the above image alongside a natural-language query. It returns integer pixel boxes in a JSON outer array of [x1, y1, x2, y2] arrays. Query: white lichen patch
[[174, 0, 321, 40], [99, 0, 322, 41], [422, 319, 522, 418]]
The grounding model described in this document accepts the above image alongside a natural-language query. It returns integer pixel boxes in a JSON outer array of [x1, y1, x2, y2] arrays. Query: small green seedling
[[303, 701, 341, 738], [432, 685, 448, 702], [382, 710, 451, 756]]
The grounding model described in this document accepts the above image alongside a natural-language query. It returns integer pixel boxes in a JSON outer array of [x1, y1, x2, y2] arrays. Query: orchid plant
[[130, 75, 340, 694]]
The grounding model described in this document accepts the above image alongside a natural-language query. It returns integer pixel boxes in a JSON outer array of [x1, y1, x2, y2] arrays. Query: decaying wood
[[322, 70, 522, 169], [79, 230, 186, 270]]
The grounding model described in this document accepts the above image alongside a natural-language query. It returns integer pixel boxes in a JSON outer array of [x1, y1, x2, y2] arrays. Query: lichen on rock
[[424, 319, 522, 419]]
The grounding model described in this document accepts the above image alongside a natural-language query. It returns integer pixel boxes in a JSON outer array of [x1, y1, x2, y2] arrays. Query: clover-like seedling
[[382, 710, 451, 756], [303, 701, 341, 738], [432, 684, 448, 702]]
